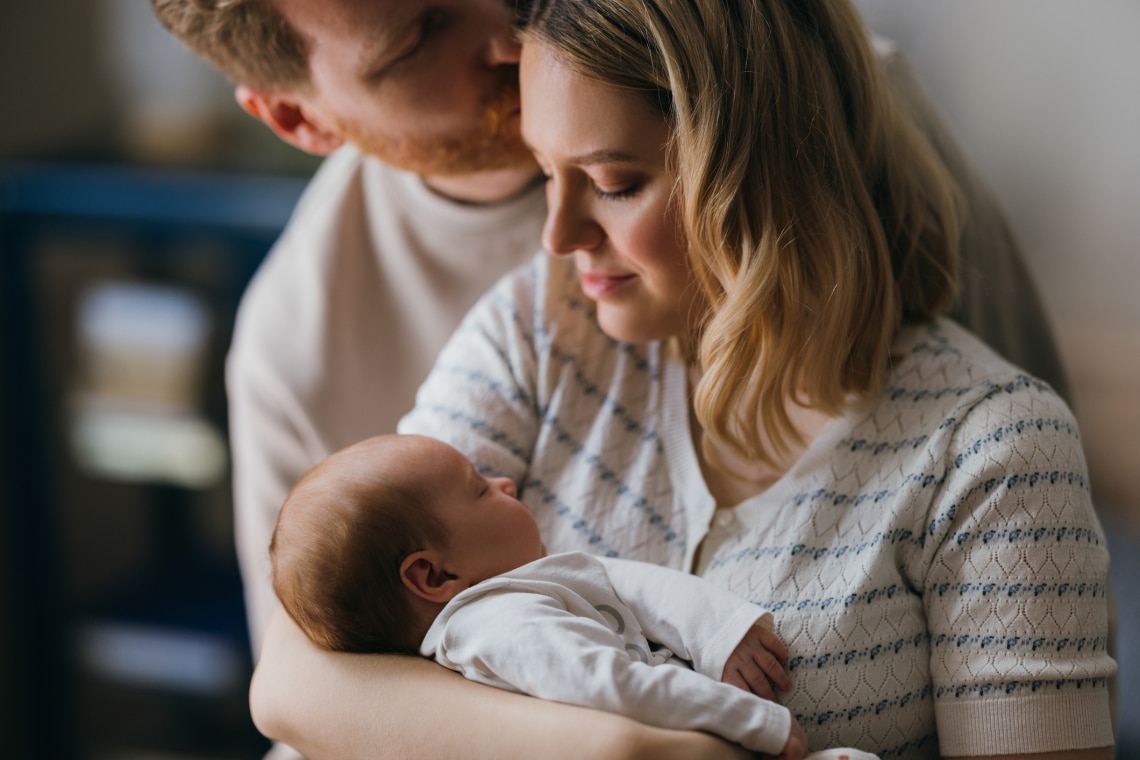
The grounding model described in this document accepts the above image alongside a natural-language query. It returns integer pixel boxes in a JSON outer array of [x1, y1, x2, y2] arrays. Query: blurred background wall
[[853, 3, 1140, 755], [1, 1, 1137, 759], [853, 0, 1140, 530]]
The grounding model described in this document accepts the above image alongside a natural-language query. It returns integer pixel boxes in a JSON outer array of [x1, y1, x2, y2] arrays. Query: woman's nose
[[542, 189, 603, 256]]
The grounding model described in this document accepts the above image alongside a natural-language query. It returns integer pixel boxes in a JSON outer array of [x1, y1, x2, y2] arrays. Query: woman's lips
[[579, 272, 637, 300]]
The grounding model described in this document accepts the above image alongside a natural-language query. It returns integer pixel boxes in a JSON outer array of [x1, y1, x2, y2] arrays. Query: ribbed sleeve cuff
[[936, 689, 1113, 756]]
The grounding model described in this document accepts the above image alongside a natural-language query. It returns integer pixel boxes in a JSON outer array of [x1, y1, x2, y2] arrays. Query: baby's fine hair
[[270, 436, 445, 654]]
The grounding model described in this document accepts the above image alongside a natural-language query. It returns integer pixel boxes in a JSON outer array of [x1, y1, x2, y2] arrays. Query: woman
[[252, 0, 1115, 757]]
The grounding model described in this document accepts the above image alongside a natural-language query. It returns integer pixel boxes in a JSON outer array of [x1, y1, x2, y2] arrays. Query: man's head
[[150, 0, 535, 176]]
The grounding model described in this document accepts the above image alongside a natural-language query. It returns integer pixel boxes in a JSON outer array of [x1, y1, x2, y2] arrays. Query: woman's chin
[[596, 310, 676, 345]]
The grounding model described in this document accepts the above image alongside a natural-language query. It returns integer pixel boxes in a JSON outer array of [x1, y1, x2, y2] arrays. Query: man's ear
[[234, 85, 344, 156], [400, 550, 464, 604]]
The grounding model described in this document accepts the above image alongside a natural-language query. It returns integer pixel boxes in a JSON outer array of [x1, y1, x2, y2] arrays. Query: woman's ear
[[400, 550, 464, 604], [233, 85, 344, 156]]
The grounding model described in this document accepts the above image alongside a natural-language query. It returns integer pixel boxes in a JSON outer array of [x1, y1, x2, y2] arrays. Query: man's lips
[[579, 272, 637, 299]]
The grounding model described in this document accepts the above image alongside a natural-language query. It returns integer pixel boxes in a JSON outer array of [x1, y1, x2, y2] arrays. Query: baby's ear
[[400, 550, 463, 604]]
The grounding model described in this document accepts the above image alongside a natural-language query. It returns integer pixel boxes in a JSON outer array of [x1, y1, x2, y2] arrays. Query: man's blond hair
[[150, 0, 309, 91]]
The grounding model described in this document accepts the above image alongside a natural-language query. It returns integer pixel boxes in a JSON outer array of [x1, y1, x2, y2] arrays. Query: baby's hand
[[764, 714, 808, 760], [720, 621, 791, 701]]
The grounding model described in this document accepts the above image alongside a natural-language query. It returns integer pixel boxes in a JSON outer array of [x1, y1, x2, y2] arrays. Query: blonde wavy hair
[[149, 0, 309, 91], [523, 0, 962, 467]]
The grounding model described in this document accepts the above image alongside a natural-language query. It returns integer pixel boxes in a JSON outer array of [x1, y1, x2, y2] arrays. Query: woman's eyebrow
[[522, 145, 641, 169], [567, 149, 640, 167]]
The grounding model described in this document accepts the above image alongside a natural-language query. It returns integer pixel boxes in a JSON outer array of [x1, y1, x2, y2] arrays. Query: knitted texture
[[401, 253, 1115, 758]]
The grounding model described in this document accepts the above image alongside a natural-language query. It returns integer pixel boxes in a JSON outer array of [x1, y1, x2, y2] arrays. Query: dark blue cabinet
[[0, 163, 305, 759]]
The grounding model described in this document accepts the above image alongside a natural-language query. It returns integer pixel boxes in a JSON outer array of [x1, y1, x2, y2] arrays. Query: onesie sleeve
[[427, 587, 791, 755], [915, 380, 1115, 756], [596, 557, 770, 680]]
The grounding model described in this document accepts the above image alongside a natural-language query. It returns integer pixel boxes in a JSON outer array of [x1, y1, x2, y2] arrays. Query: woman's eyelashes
[[591, 181, 641, 201], [535, 163, 642, 201]]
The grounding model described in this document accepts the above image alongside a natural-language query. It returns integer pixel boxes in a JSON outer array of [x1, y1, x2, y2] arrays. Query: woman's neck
[[686, 364, 834, 509]]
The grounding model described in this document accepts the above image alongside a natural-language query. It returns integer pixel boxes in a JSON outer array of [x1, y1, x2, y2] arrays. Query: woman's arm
[[914, 371, 1115, 756], [250, 608, 753, 760]]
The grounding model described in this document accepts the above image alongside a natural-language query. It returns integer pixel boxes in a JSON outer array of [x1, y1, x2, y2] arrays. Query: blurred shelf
[[1, 161, 301, 759]]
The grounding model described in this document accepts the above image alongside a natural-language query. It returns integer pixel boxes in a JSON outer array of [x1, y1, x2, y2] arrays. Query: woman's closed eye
[[586, 169, 645, 201], [533, 159, 644, 201], [591, 181, 641, 201]]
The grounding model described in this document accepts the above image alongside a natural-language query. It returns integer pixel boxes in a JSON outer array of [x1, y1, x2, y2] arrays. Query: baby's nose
[[492, 476, 517, 497]]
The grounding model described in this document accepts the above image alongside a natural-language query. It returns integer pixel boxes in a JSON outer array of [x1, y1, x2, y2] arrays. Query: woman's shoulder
[[889, 317, 1070, 414], [877, 317, 1082, 465]]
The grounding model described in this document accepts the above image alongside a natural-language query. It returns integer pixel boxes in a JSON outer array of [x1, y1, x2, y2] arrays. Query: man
[[150, 0, 547, 655], [149, 1, 1074, 757]]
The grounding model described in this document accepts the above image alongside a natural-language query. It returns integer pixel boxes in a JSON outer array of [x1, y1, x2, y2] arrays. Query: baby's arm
[[598, 557, 789, 694], [432, 589, 798, 756]]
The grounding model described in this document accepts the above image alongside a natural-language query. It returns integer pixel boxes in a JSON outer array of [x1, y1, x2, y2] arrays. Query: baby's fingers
[[724, 663, 778, 702], [751, 645, 792, 693], [756, 625, 789, 665]]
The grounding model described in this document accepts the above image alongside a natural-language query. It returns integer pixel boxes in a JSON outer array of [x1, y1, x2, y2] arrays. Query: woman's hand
[[251, 607, 753, 760]]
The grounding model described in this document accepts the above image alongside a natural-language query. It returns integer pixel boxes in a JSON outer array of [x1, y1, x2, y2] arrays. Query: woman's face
[[520, 41, 705, 344]]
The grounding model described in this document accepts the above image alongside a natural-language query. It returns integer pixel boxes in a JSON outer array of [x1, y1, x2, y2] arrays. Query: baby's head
[[271, 434, 543, 654]]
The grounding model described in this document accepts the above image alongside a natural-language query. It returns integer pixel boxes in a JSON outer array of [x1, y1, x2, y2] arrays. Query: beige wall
[[0, 1, 114, 157], [855, 0, 1140, 527], [0, 0, 308, 170]]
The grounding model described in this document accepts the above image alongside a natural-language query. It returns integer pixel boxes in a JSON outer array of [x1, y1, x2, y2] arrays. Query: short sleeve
[[918, 379, 1115, 755]]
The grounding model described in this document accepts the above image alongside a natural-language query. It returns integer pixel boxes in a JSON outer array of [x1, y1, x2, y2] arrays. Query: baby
[[271, 434, 815, 756]]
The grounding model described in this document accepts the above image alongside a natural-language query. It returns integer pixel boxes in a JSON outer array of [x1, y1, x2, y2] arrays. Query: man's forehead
[[272, 0, 420, 43], [271, 0, 430, 85]]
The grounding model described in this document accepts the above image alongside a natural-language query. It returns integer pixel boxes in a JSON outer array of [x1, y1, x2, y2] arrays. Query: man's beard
[[337, 78, 534, 176]]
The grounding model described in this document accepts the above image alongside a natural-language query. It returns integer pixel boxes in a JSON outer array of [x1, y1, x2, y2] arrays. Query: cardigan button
[[715, 510, 736, 528]]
